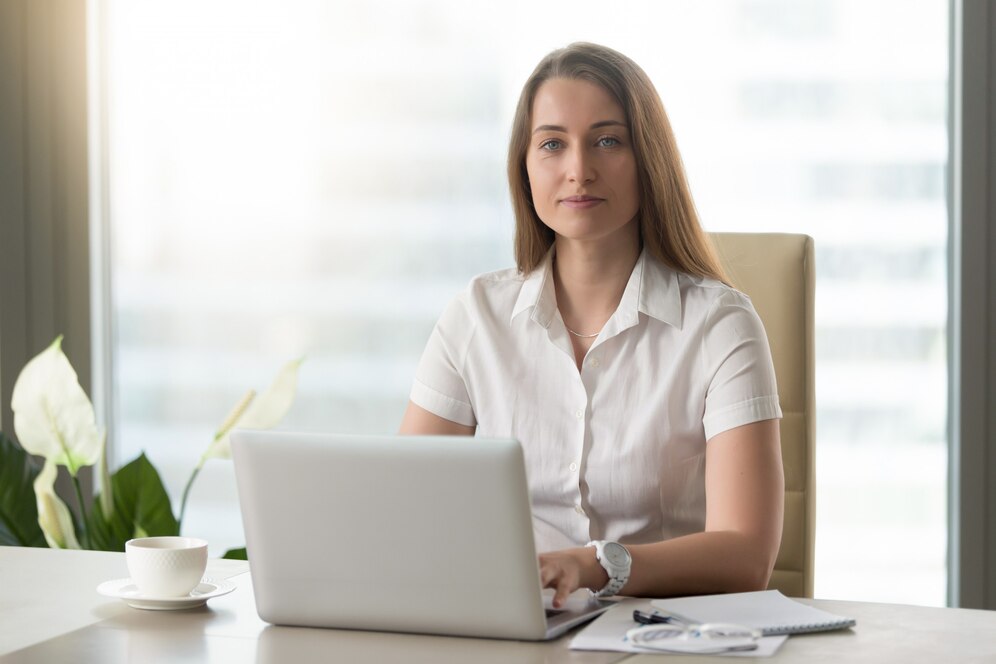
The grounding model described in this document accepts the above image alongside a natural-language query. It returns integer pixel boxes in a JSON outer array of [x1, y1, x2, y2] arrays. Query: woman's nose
[[566, 146, 596, 184]]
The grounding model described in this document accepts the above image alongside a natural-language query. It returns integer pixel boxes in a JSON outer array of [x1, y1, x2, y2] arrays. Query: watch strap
[[598, 573, 627, 598]]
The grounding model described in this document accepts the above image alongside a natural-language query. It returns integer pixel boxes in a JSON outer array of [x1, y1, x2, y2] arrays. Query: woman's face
[[525, 77, 640, 247]]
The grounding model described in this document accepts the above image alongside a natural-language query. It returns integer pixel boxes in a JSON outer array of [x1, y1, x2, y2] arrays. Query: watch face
[[604, 542, 631, 567]]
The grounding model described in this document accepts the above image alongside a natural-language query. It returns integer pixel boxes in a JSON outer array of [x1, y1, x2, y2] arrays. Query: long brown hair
[[507, 42, 728, 284]]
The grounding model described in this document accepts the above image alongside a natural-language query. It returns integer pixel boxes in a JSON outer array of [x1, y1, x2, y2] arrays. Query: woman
[[400, 42, 784, 608]]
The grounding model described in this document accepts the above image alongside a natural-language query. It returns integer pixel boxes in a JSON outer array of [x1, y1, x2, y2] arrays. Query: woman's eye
[[597, 136, 620, 148], [540, 139, 562, 151]]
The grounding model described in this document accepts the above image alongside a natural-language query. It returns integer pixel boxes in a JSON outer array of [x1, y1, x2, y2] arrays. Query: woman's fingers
[[539, 565, 554, 587], [539, 554, 581, 608], [553, 577, 572, 608]]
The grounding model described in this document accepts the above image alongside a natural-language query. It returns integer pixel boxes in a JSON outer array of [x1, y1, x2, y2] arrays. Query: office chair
[[711, 232, 816, 598]]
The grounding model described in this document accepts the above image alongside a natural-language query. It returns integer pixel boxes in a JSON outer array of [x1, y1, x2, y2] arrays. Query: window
[[99, 0, 948, 604]]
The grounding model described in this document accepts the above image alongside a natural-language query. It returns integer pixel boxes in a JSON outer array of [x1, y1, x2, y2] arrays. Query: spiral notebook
[[651, 590, 856, 636]]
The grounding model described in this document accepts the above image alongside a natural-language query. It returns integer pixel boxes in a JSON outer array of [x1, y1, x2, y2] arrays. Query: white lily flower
[[34, 460, 81, 549], [98, 432, 113, 520], [11, 336, 102, 476], [214, 389, 257, 442], [201, 358, 302, 463]]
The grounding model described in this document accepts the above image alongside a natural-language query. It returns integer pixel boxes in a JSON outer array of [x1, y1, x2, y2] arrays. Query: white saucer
[[96, 577, 236, 610]]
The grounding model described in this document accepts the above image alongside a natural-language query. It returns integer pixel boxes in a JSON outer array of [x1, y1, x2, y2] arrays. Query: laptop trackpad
[[542, 592, 616, 638]]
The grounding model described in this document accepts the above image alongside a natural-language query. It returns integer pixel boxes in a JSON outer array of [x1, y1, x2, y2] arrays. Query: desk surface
[[2, 546, 995, 663]]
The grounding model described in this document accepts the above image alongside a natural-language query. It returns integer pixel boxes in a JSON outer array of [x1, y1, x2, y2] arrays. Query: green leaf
[[88, 453, 178, 551], [221, 546, 247, 560], [0, 432, 47, 547]]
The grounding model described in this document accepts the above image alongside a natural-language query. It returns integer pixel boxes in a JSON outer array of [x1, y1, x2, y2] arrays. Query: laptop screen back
[[231, 431, 551, 640]]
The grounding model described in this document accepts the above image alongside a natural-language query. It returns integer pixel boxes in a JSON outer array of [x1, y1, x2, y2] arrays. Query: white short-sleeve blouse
[[410, 249, 782, 553]]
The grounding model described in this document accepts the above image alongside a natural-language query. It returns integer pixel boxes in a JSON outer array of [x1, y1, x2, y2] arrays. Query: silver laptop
[[230, 430, 614, 640]]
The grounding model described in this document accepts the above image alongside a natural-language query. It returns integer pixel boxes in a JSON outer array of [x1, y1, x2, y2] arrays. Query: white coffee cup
[[125, 536, 208, 597]]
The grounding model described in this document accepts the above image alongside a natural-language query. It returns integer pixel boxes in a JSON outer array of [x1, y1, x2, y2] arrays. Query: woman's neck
[[552, 228, 642, 336]]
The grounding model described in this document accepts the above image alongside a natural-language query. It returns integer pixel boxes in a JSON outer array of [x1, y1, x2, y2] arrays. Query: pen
[[633, 610, 677, 625], [632, 609, 696, 626]]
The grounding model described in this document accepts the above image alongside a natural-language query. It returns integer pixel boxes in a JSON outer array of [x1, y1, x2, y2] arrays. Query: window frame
[[947, 0, 996, 610]]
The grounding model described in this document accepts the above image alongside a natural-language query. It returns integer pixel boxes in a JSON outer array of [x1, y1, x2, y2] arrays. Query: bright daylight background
[[98, 0, 949, 605]]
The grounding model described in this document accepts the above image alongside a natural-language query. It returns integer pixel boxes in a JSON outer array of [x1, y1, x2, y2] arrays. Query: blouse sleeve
[[700, 289, 783, 441], [409, 293, 478, 427]]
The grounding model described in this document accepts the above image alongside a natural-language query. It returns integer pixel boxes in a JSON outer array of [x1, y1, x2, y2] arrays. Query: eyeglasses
[[627, 610, 761, 654]]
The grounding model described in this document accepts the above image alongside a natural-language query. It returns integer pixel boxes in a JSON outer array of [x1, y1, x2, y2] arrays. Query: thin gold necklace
[[564, 323, 600, 339]]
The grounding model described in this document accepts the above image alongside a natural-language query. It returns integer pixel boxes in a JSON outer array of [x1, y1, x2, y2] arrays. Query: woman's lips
[[560, 196, 604, 209]]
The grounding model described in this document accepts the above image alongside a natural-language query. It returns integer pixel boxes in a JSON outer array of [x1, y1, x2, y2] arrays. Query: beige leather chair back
[[711, 233, 816, 598]]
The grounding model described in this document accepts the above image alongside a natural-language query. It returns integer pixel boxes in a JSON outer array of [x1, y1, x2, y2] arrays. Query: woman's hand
[[538, 547, 608, 608]]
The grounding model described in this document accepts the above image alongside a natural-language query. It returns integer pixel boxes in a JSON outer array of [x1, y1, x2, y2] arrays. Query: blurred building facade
[[103, 0, 948, 604]]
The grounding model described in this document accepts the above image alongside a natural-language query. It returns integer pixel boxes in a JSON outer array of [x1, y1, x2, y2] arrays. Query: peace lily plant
[[0, 336, 301, 558]]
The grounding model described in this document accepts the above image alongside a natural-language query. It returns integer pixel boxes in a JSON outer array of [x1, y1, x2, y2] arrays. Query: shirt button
[[575, 410, 584, 419], [574, 504, 585, 515], [590, 357, 601, 368], [569, 462, 578, 472]]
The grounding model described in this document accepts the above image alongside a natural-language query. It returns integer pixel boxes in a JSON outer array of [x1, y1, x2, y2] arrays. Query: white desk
[[3, 546, 995, 663]]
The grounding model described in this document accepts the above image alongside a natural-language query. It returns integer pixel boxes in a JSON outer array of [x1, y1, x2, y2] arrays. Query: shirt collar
[[510, 247, 683, 329], [511, 248, 557, 327], [637, 250, 682, 329]]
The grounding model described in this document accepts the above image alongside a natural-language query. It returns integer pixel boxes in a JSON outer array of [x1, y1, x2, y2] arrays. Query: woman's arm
[[399, 401, 476, 436], [541, 418, 784, 606]]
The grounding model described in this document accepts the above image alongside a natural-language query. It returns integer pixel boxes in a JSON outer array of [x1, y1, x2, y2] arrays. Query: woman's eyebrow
[[532, 119, 628, 134], [591, 120, 627, 130]]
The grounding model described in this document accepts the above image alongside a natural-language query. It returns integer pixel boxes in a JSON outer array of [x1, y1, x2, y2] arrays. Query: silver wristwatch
[[586, 540, 632, 597]]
